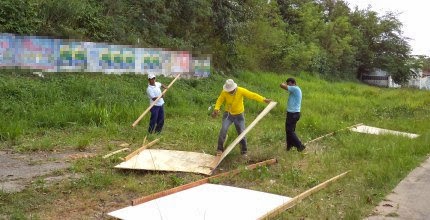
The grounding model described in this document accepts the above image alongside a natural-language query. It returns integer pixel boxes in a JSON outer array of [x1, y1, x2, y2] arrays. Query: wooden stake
[[132, 74, 181, 128], [131, 158, 277, 206], [124, 138, 160, 161], [142, 135, 147, 146], [210, 102, 277, 170], [258, 171, 350, 220], [102, 148, 130, 159]]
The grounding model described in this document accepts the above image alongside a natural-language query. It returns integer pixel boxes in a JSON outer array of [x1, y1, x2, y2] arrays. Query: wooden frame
[[131, 158, 277, 205]]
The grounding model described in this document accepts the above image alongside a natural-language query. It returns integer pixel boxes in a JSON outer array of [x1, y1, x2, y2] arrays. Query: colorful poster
[[121, 47, 135, 70], [0, 34, 211, 77], [85, 42, 102, 72], [171, 51, 190, 74], [193, 58, 211, 78], [58, 42, 87, 71], [161, 50, 172, 76], [15, 36, 58, 71], [136, 48, 162, 75], [0, 34, 15, 67], [98, 45, 135, 73], [98, 45, 111, 70]]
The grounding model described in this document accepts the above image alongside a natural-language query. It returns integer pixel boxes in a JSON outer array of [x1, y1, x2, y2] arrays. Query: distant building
[[361, 69, 400, 88], [361, 68, 430, 90], [407, 70, 430, 90]]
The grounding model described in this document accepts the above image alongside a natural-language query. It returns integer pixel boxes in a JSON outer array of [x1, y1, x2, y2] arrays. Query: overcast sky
[[344, 0, 430, 56]]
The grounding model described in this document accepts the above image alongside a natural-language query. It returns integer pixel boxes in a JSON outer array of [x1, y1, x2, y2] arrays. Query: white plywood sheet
[[115, 149, 215, 175], [350, 125, 419, 139], [108, 183, 291, 220]]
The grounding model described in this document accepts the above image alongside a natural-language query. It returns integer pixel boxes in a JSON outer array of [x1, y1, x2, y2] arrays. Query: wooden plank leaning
[[257, 170, 350, 220], [209, 101, 277, 171], [132, 73, 181, 128], [131, 158, 277, 206], [124, 138, 160, 161]]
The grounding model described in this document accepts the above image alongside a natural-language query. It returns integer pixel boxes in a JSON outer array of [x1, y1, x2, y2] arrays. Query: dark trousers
[[148, 105, 164, 133], [286, 112, 303, 149], [217, 112, 247, 154]]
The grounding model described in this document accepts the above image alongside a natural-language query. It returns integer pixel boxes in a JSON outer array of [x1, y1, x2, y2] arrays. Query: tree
[[234, 1, 287, 71], [0, 0, 42, 34], [350, 8, 413, 84], [312, 0, 357, 77]]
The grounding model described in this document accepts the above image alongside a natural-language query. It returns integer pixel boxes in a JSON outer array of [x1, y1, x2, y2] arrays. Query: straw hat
[[223, 79, 237, 92]]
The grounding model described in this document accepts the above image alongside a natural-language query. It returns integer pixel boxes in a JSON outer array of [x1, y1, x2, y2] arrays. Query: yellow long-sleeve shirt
[[214, 87, 265, 115]]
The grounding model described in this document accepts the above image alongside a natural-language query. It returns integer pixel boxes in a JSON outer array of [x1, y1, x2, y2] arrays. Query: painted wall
[[0, 34, 211, 78]]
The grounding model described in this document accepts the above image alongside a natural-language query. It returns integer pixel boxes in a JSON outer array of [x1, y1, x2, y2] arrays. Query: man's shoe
[[241, 153, 249, 160], [216, 150, 223, 156], [297, 145, 306, 152], [286, 145, 293, 151]]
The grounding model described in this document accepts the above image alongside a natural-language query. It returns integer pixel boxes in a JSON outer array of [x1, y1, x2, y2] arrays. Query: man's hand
[[211, 109, 220, 118], [264, 98, 272, 103]]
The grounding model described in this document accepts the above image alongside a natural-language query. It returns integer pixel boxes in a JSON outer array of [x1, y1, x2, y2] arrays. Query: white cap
[[148, 73, 156, 79], [223, 79, 237, 92]]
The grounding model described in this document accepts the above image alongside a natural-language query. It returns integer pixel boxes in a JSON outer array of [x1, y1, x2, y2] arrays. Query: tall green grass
[[0, 69, 429, 219]]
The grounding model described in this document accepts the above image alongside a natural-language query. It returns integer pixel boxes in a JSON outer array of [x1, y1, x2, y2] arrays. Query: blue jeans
[[217, 112, 247, 154], [148, 105, 164, 133], [286, 112, 303, 149]]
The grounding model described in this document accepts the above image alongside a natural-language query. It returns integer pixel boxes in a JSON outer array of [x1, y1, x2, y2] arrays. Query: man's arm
[[280, 82, 288, 90], [212, 92, 225, 118]]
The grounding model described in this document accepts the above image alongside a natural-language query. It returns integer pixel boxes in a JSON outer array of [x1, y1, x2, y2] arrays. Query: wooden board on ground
[[115, 149, 215, 175], [350, 124, 419, 138], [108, 183, 292, 220], [115, 102, 277, 175]]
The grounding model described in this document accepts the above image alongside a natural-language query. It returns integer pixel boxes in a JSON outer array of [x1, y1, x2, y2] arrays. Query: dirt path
[[0, 150, 95, 193]]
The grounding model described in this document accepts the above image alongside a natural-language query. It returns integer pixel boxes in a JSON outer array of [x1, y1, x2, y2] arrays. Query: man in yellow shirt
[[211, 79, 272, 156]]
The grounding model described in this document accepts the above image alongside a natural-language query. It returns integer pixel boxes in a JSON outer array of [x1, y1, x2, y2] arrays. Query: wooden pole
[[304, 123, 363, 145], [102, 148, 130, 159], [258, 171, 350, 220], [132, 74, 181, 128], [131, 158, 277, 206], [210, 102, 277, 170], [124, 138, 160, 161]]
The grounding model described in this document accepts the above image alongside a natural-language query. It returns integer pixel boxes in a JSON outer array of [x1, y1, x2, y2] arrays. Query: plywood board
[[115, 149, 215, 175], [117, 102, 276, 175], [350, 125, 419, 139], [108, 183, 291, 220]]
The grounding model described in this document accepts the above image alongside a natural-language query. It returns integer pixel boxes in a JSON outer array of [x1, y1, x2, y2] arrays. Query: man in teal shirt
[[280, 78, 305, 152]]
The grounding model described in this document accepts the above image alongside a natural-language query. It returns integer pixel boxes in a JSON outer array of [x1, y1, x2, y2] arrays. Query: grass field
[[0, 70, 429, 219]]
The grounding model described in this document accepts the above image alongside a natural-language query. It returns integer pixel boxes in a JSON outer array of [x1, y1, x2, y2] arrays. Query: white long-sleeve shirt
[[146, 82, 165, 106]]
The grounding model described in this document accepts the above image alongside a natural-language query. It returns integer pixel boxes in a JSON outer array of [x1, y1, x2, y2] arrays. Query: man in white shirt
[[147, 73, 167, 134]]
